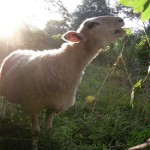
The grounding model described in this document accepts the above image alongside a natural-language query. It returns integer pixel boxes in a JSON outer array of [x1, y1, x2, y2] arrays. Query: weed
[[0, 64, 149, 150]]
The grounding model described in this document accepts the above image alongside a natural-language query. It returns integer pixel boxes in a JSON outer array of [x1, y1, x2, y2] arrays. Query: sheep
[[0, 16, 125, 148]]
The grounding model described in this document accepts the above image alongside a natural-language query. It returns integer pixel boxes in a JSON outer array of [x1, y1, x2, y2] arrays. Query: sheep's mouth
[[114, 28, 126, 35]]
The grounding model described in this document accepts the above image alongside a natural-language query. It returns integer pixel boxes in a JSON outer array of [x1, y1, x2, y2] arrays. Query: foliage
[[0, 64, 149, 150], [124, 28, 132, 36], [45, 0, 71, 21], [119, 0, 150, 21], [96, 28, 149, 76], [135, 35, 150, 65], [134, 79, 143, 88], [44, 20, 68, 35], [70, 0, 111, 30]]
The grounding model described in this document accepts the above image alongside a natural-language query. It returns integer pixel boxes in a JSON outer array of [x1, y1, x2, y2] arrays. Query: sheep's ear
[[62, 31, 82, 43]]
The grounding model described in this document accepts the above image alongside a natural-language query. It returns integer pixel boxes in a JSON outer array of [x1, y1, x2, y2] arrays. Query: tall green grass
[[0, 64, 150, 150]]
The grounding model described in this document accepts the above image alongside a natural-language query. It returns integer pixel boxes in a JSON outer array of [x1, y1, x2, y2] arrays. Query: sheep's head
[[63, 16, 126, 48]]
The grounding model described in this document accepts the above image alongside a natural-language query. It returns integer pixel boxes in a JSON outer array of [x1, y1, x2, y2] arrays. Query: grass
[[0, 63, 150, 150]]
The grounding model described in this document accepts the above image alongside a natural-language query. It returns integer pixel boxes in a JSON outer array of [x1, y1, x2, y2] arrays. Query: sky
[[0, 0, 144, 38], [63, 0, 82, 12], [0, 0, 82, 37]]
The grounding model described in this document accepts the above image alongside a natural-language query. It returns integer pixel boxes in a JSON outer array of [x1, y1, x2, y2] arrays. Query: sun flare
[[0, 1, 20, 37], [0, 16, 22, 38], [0, 0, 82, 38], [0, 0, 49, 38]]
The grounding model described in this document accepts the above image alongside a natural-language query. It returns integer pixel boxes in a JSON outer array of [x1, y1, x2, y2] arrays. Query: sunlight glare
[[0, 0, 25, 37], [0, 0, 49, 38]]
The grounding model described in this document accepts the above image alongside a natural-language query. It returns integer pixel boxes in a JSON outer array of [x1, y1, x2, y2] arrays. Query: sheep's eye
[[88, 22, 99, 29]]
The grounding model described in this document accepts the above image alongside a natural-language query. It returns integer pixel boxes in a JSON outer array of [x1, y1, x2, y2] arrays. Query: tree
[[45, 0, 70, 20], [45, 20, 67, 35], [70, 0, 111, 30]]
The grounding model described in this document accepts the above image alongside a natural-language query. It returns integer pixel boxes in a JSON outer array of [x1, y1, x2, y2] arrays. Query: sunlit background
[[0, 0, 82, 37], [0, 0, 49, 37], [0, 0, 143, 38]]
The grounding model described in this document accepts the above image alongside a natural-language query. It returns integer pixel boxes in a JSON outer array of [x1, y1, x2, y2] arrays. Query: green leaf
[[143, 0, 150, 12], [124, 28, 132, 36], [119, 0, 134, 7], [134, 79, 143, 88], [133, 0, 147, 13], [119, 0, 150, 21], [119, 0, 147, 12], [141, 4, 150, 21]]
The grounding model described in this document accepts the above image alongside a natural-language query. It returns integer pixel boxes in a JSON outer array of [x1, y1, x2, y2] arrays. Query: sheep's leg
[[44, 110, 55, 148], [0, 96, 7, 119], [31, 114, 40, 149], [45, 110, 55, 131]]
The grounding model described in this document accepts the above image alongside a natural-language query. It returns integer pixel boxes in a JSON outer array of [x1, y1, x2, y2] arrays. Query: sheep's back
[[0, 50, 39, 103], [0, 48, 83, 114]]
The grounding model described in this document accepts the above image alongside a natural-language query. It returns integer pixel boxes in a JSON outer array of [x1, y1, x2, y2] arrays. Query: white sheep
[[0, 16, 125, 148]]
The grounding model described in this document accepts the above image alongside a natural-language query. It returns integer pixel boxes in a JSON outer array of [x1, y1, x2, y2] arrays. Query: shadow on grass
[[0, 117, 32, 150]]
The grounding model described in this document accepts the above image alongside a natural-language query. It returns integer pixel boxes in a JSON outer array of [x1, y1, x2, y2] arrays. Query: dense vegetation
[[0, 0, 149, 149]]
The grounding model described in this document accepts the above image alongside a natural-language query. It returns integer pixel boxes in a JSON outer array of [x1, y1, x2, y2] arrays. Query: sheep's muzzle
[[114, 28, 125, 34]]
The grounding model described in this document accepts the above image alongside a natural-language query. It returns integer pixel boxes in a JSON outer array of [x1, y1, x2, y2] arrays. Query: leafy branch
[[119, 0, 150, 21]]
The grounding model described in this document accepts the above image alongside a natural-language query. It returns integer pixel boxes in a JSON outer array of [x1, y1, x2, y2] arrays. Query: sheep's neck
[[68, 41, 101, 71]]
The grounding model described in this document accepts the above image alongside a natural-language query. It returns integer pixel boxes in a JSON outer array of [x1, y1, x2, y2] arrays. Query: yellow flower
[[86, 95, 96, 103]]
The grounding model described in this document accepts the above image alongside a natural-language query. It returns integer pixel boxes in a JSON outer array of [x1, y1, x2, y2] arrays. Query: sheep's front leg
[[0, 96, 7, 119], [31, 114, 40, 150], [45, 110, 55, 131]]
